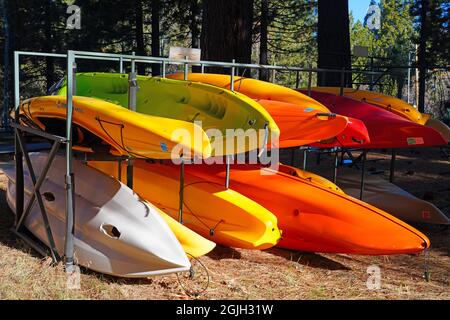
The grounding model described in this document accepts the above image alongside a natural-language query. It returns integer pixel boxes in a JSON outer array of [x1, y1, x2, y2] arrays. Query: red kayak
[[299, 90, 447, 149]]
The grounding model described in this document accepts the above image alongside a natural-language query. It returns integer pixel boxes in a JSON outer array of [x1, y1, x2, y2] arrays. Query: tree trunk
[[418, 0, 428, 113], [201, 0, 253, 75], [259, 0, 269, 81], [151, 0, 161, 76], [396, 75, 405, 99], [135, 0, 146, 75], [190, 0, 201, 73], [44, 1, 54, 91], [190, 0, 200, 49], [1, 0, 10, 127], [317, 0, 352, 87]]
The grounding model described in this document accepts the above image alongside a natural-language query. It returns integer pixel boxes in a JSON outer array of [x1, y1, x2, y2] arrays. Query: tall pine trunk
[[151, 0, 161, 76], [135, 0, 146, 75], [190, 0, 201, 73], [259, 0, 269, 81], [190, 0, 200, 49], [201, 0, 253, 75], [44, 1, 54, 91], [317, 0, 352, 87]]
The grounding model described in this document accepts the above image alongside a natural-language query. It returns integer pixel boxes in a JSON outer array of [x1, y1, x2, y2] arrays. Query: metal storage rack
[[11, 49, 389, 272]]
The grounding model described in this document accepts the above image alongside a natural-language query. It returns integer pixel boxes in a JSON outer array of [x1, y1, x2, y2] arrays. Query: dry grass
[[0, 148, 449, 300]]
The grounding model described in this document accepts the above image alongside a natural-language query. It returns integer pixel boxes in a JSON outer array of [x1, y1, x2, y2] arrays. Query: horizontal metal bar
[[72, 50, 384, 75], [72, 151, 129, 162], [10, 123, 67, 142], [15, 51, 67, 58]]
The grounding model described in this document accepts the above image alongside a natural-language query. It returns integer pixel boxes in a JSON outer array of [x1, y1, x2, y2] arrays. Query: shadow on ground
[[0, 188, 44, 260], [267, 247, 350, 270], [207, 245, 242, 260]]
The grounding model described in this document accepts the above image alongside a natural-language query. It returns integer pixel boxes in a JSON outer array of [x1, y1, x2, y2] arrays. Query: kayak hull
[[308, 87, 430, 124], [337, 169, 450, 225], [255, 99, 350, 148], [300, 91, 447, 148], [183, 163, 430, 255], [19, 96, 212, 159], [4, 153, 191, 277]]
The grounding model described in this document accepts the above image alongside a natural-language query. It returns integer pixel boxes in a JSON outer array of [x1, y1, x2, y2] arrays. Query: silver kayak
[[4, 152, 191, 277]]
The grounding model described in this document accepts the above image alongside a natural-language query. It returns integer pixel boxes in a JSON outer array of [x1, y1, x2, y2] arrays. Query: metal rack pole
[[230, 59, 235, 92], [161, 61, 166, 78], [184, 56, 189, 80], [359, 150, 368, 200], [225, 155, 231, 189], [333, 148, 339, 184], [126, 159, 134, 188], [128, 53, 138, 111], [119, 56, 124, 73], [64, 50, 76, 273], [302, 148, 308, 170], [14, 52, 24, 225], [178, 159, 185, 224], [389, 149, 396, 183]]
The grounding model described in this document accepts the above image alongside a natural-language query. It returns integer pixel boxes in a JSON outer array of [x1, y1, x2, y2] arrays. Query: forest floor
[[0, 147, 449, 300]]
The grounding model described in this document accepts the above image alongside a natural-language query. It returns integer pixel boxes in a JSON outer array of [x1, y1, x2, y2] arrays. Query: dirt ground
[[0, 147, 448, 300]]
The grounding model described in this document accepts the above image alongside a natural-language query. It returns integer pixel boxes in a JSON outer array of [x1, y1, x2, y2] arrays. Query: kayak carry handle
[[315, 112, 337, 119]]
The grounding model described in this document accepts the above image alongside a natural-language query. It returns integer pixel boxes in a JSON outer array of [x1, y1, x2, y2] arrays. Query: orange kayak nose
[[277, 199, 430, 255]]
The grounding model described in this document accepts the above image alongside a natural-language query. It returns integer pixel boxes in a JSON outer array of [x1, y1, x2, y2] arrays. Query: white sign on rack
[[169, 47, 201, 61]]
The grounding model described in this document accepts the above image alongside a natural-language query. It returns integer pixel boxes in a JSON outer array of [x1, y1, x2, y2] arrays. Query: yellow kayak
[[88, 160, 282, 250], [156, 208, 216, 257], [309, 87, 430, 125], [168, 73, 331, 113], [58, 73, 280, 155], [19, 96, 212, 159]]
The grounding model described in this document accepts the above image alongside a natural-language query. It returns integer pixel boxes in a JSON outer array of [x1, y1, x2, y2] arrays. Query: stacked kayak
[[57, 73, 280, 155], [19, 96, 212, 159], [307, 87, 450, 143], [5, 153, 214, 277], [172, 162, 430, 255], [335, 168, 450, 225], [167, 73, 370, 148], [308, 87, 430, 124], [299, 91, 447, 148]]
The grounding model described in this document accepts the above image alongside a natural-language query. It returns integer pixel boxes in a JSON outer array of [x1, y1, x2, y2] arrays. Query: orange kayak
[[168, 73, 370, 148], [255, 99, 349, 148], [183, 163, 430, 255]]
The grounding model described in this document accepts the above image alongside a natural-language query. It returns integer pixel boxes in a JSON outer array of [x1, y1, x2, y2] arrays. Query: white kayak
[[337, 168, 450, 225], [4, 153, 191, 277]]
